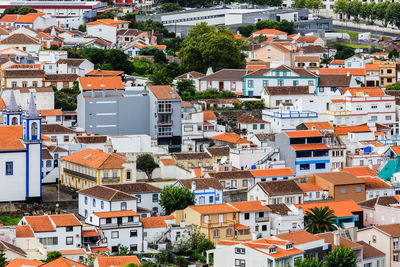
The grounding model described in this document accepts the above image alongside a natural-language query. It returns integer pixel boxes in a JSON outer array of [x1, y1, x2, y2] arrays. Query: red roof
[[254, 29, 287, 35], [342, 166, 377, 177], [297, 182, 323, 192], [334, 125, 371, 135], [91, 247, 111, 253], [296, 199, 363, 217], [290, 144, 330, 151], [82, 230, 99, 237], [319, 68, 365, 76], [250, 168, 294, 177], [96, 256, 141, 267], [285, 130, 323, 138], [93, 210, 139, 218]]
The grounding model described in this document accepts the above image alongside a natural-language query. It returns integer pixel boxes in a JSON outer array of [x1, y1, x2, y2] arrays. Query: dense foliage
[[386, 82, 400, 90], [293, 0, 323, 13], [159, 185, 195, 214], [54, 87, 81, 111], [295, 257, 324, 267], [136, 154, 159, 181], [238, 19, 294, 37], [305, 206, 340, 234], [326, 246, 357, 267], [334, 0, 400, 27], [1, 6, 36, 16], [179, 23, 247, 73], [180, 88, 237, 101], [333, 43, 355, 60], [160, 3, 184, 12]]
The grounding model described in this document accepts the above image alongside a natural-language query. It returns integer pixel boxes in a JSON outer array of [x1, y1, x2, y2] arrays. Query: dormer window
[[286, 243, 294, 250], [269, 247, 277, 253]]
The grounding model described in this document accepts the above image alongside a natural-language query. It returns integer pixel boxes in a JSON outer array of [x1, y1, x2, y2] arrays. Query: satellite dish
[[220, 156, 227, 164]]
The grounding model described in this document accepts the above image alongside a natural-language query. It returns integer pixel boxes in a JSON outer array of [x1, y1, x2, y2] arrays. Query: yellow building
[[375, 60, 396, 88], [61, 148, 134, 190], [173, 204, 251, 243]]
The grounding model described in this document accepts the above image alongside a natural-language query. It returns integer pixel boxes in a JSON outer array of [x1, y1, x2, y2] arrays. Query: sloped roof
[[199, 69, 250, 81], [105, 183, 162, 193], [256, 180, 303, 196], [206, 146, 229, 157], [78, 185, 136, 201], [296, 199, 363, 217], [148, 85, 180, 100], [318, 74, 352, 87], [203, 110, 217, 120], [140, 215, 175, 228], [237, 114, 267, 124], [78, 76, 124, 91], [211, 132, 251, 144], [96, 256, 141, 267], [0, 33, 39, 45], [62, 148, 127, 169], [250, 168, 294, 177], [178, 178, 223, 190]]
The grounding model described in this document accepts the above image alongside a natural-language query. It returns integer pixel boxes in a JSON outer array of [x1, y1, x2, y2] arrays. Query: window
[[372, 235, 376, 243], [356, 186, 362, 192], [235, 248, 245, 254], [386, 104, 392, 109], [39, 237, 58, 246], [262, 225, 267, 231], [11, 82, 16, 88], [293, 80, 299, 86], [66, 226, 73, 232], [121, 202, 127, 210], [388, 69, 393, 74], [308, 80, 314, 86], [106, 218, 112, 224], [92, 199, 96, 207], [213, 230, 219, 238], [130, 244, 138, 251], [386, 115, 392, 120], [209, 196, 214, 203], [260, 124, 265, 129], [263, 80, 268, 87], [253, 124, 257, 130], [111, 231, 119, 239], [300, 164, 310, 170], [226, 229, 232, 236], [66, 236, 73, 245], [247, 80, 254, 88], [316, 191, 320, 198], [32, 81, 38, 87], [22, 81, 27, 88], [31, 122, 38, 139], [341, 187, 346, 194], [128, 216, 133, 222], [45, 160, 52, 168], [244, 213, 250, 220], [394, 238, 399, 249], [5, 162, 13, 175], [242, 180, 248, 187], [316, 163, 325, 169], [259, 211, 264, 218], [371, 105, 377, 109], [356, 105, 363, 111], [136, 194, 141, 203], [394, 253, 399, 262], [152, 194, 159, 202], [64, 136, 69, 142], [101, 201, 104, 209], [235, 259, 245, 267], [84, 196, 88, 205], [130, 230, 137, 237], [63, 82, 69, 88], [278, 80, 283, 86], [199, 196, 205, 205]]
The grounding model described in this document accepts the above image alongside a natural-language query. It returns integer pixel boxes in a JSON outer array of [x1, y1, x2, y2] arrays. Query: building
[[0, 92, 42, 202], [175, 178, 224, 205], [61, 148, 135, 190], [197, 69, 248, 94], [85, 210, 143, 253], [275, 130, 331, 176], [3, 69, 45, 88], [207, 170, 254, 190], [78, 185, 138, 218], [358, 196, 400, 227], [56, 58, 94, 77], [94, 255, 141, 267], [358, 224, 400, 267], [236, 114, 271, 137], [41, 124, 76, 146], [250, 168, 295, 183], [248, 180, 304, 204], [19, 214, 82, 251], [0, 33, 41, 57]]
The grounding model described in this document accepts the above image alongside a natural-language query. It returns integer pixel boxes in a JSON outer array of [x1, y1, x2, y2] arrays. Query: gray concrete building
[[77, 85, 182, 146]]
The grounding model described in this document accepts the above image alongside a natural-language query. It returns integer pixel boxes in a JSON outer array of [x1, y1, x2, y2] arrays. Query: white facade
[[2, 89, 54, 111], [247, 184, 304, 205], [57, 59, 94, 77], [87, 24, 117, 45], [344, 56, 365, 68]]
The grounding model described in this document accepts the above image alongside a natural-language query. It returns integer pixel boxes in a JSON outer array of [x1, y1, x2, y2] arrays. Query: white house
[[296, 182, 328, 202], [236, 114, 271, 137], [41, 124, 76, 147], [3, 69, 45, 89], [78, 185, 138, 218], [19, 214, 82, 251], [56, 58, 94, 77], [86, 23, 117, 45], [174, 178, 224, 205], [344, 55, 365, 68], [248, 180, 304, 205], [2, 87, 54, 111], [140, 215, 177, 244], [0, 33, 41, 57], [41, 145, 68, 184], [198, 69, 248, 94], [85, 210, 143, 253]]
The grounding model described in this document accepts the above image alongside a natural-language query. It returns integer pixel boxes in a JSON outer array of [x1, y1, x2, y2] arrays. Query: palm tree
[[304, 206, 340, 234], [321, 54, 332, 67]]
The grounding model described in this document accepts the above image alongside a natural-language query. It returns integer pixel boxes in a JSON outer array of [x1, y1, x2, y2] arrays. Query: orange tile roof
[[361, 140, 384, 147], [211, 132, 251, 144], [229, 201, 271, 212], [275, 230, 323, 245], [297, 182, 323, 192], [78, 76, 124, 91], [148, 85, 180, 100], [0, 47, 28, 55], [16, 15, 37, 23], [140, 215, 175, 228], [6, 258, 43, 267], [250, 168, 294, 177], [24, 216, 56, 232], [375, 131, 384, 135], [331, 99, 345, 103], [16, 225, 34, 238], [82, 230, 99, 237], [40, 257, 87, 267], [62, 148, 127, 169], [160, 158, 176, 165], [330, 60, 344, 65], [93, 210, 139, 218], [133, 43, 167, 50], [285, 130, 323, 138], [190, 203, 238, 214], [290, 144, 330, 151], [360, 176, 392, 189], [342, 166, 377, 177], [344, 88, 385, 97], [295, 199, 363, 217], [319, 68, 365, 76], [194, 168, 202, 177], [253, 29, 287, 35], [391, 146, 400, 155], [39, 32, 54, 39], [372, 52, 388, 56], [91, 247, 110, 253], [297, 36, 318, 43], [49, 214, 81, 227], [304, 122, 333, 130], [96, 256, 140, 267], [39, 109, 62, 117], [203, 110, 217, 120], [86, 70, 124, 76], [235, 223, 250, 229], [0, 126, 25, 151], [366, 64, 380, 71], [97, 18, 130, 25], [334, 125, 371, 135], [57, 249, 87, 255]]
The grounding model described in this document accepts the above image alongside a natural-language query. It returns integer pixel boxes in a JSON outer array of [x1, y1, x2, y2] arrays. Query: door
[[117, 217, 122, 225], [219, 81, 224, 91]]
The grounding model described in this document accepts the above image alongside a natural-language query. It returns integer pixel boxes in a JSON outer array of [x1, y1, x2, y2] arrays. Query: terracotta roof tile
[[3, 69, 44, 78], [285, 130, 323, 138], [318, 74, 352, 87], [330, 60, 344, 65], [16, 225, 34, 238], [96, 256, 141, 267], [48, 214, 81, 227], [173, 152, 211, 160], [160, 158, 176, 165], [264, 86, 310, 96], [42, 124, 75, 134], [24, 216, 56, 232], [294, 55, 319, 62], [105, 183, 162, 193], [228, 201, 271, 212], [275, 230, 323, 245], [256, 180, 303, 196], [56, 58, 84, 66], [357, 241, 385, 259], [62, 149, 127, 169], [297, 36, 318, 43], [148, 85, 180, 100], [297, 182, 323, 192], [57, 249, 87, 255], [93, 210, 139, 218], [250, 168, 294, 177], [178, 178, 223, 190], [78, 76, 124, 91], [211, 132, 251, 144], [140, 215, 175, 228], [190, 203, 238, 214], [296, 199, 363, 217], [0, 126, 25, 151], [74, 135, 107, 144], [253, 29, 287, 35], [319, 68, 365, 76], [317, 232, 362, 249], [290, 144, 330, 151], [199, 69, 250, 81], [302, 45, 327, 54], [40, 257, 87, 267], [6, 258, 42, 267], [304, 122, 333, 130], [313, 171, 364, 185], [0, 33, 39, 45], [86, 70, 123, 76], [39, 110, 63, 117], [177, 71, 205, 79], [374, 223, 400, 236], [267, 204, 291, 215], [237, 114, 267, 124], [358, 196, 399, 209], [203, 110, 217, 120], [0, 240, 26, 257], [206, 146, 229, 157], [208, 170, 253, 180], [360, 176, 392, 189], [42, 148, 53, 159], [334, 125, 371, 135], [45, 74, 79, 82], [391, 146, 400, 155]]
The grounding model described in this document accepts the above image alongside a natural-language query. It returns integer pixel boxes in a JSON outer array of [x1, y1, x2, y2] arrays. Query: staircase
[[254, 148, 279, 166]]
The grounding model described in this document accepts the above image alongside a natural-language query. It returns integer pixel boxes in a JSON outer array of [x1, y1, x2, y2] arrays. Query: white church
[[0, 90, 42, 202]]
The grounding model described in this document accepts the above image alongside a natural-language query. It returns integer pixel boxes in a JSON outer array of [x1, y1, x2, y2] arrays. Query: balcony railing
[[158, 108, 173, 113], [102, 177, 121, 183], [101, 221, 141, 228], [158, 120, 173, 126], [202, 219, 236, 228], [158, 132, 173, 137], [327, 110, 350, 116], [255, 217, 270, 223], [64, 168, 97, 182]]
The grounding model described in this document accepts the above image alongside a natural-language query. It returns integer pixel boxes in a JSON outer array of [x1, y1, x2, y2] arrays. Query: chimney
[[333, 231, 340, 247], [114, 16, 118, 21], [191, 181, 196, 191], [347, 72, 350, 77]]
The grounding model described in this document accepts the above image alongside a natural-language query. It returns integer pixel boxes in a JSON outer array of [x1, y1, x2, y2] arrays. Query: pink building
[[358, 196, 400, 226]]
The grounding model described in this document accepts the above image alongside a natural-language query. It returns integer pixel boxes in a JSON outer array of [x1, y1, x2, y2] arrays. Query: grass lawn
[[334, 42, 374, 49], [333, 30, 359, 40], [0, 216, 21, 226]]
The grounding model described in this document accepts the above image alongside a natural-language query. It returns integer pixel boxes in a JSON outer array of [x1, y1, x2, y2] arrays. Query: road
[[333, 25, 400, 39]]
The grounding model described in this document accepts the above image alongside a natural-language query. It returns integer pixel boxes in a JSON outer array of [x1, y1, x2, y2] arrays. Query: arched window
[[31, 122, 38, 139], [11, 117, 17, 125], [121, 202, 127, 210]]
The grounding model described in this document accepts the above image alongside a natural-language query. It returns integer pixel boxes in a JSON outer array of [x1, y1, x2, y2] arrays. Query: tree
[[123, 264, 138, 267], [45, 251, 62, 263], [305, 206, 339, 234], [150, 67, 173, 85], [94, 11, 115, 20], [386, 82, 400, 90], [78, 24, 86, 32], [136, 154, 159, 181], [177, 79, 196, 95], [160, 3, 184, 12], [293, 0, 307, 8], [347, 0, 362, 21], [159, 185, 195, 214], [2, 6, 36, 16], [154, 50, 168, 64], [333, 43, 355, 59], [0, 250, 8, 267], [179, 23, 246, 73], [389, 48, 399, 59], [121, 13, 138, 29], [321, 54, 332, 67], [237, 25, 257, 37], [258, 34, 267, 42], [306, 0, 323, 14], [294, 257, 324, 267], [256, 19, 294, 34], [139, 47, 159, 56], [334, 0, 348, 19], [326, 246, 357, 267]]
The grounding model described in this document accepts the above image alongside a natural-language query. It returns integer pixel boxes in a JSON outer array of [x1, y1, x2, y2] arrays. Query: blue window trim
[[5, 161, 13, 175]]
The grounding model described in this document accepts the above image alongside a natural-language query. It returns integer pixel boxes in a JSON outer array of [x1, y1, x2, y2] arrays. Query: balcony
[[158, 131, 173, 137], [202, 219, 236, 228], [101, 221, 141, 229], [255, 217, 270, 223], [158, 120, 173, 126], [263, 110, 318, 119], [327, 110, 350, 116], [158, 108, 173, 113], [63, 168, 97, 182], [101, 177, 121, 183]]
